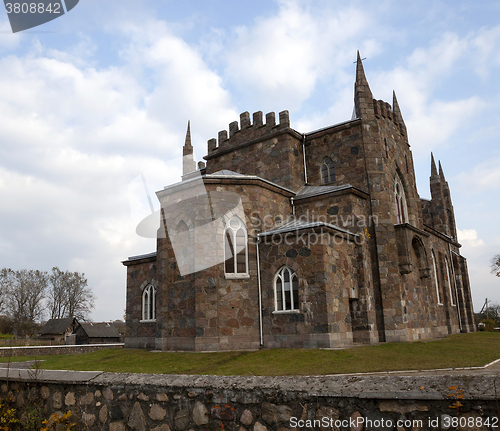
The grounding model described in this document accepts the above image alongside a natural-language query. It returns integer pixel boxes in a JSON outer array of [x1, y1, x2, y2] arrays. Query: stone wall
[[0, 343, 123, 358], [0, 370, 498, 431]]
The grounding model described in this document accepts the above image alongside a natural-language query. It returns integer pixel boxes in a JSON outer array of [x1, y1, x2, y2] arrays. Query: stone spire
[[438, 160, 445, 181], [392, 91, 407, 136], [438, 160, 457, 239], [354, 51, 374, 120], [431, 153, 438, 177], [182, 121, 196, 176]]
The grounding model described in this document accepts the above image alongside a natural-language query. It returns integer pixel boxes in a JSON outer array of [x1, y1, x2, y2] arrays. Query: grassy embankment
[[0, 332, 498, 376]]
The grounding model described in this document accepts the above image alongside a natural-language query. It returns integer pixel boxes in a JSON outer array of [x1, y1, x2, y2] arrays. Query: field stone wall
[[0, 371, 499, 431]]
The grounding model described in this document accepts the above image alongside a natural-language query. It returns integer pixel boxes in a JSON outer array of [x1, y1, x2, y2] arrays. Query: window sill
[[225, 273, 250, 280], [272, 310, 300, 314], [140, 319, 156, 323]]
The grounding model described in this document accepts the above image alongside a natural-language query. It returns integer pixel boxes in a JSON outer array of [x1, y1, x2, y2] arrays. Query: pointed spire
[[438, 160, 446, 181], [182, 120, 196, 177], [355, 51, 370, 87], [431, 153, 438, 177], [392, 91, 402, 120], [184, 120, 192, 150], [354, 51, 374, 119]]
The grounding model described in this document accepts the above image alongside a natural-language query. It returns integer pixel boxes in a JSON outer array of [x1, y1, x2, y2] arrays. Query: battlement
[[207, 110, 290, 154], [373, 98, 405, 136]]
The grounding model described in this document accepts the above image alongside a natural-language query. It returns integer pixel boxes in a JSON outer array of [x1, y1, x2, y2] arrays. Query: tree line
[[0, 266, 95, 335]]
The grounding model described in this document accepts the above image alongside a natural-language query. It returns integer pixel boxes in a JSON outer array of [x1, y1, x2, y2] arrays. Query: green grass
[[1, 332, 499, 376]]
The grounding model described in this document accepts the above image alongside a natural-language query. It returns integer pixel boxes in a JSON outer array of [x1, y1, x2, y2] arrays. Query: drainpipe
[[302, 134, 308, 184], [256, 234, 264, 346], [448, 243, 462, 332], [290, 197, 295, 217]]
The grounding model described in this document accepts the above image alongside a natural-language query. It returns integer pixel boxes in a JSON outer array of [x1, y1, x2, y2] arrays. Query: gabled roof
[[79, 322, 120, 338], [257, 218, 357, 238], [38, 317, 77, 335], [295, 184, 354, 200]]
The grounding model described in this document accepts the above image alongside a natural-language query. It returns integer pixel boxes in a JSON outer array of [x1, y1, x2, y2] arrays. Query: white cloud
[[458, 229, 485, 248], [454, 157, 500, 193], [0, 18, 240, 321], [225, 0, 370, 111]]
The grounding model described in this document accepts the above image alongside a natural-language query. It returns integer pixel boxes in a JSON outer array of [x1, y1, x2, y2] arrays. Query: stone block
[[103, 388, 114, 400], [99, 404, 108, 424], [64, 392, 75, 406], [192, 401, 209, 425], [109, 422, 125, 431], [149, 404, 167, 421], [128, 402, 146, 431], [240, 409, 253, 426], [174, 408, 190, 430]]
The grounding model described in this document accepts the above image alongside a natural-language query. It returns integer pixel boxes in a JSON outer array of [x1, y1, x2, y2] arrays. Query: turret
[[429, 153, 449, 236], [182, 121, 196, 177], [392, 91, 407, 137], [354, 52, 375, 120], [439, 161, 457, 240]]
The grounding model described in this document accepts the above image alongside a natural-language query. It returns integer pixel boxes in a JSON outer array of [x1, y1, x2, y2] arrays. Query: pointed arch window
[[274, 266, 299, 312], [431, 250, 442, 305], [321, 157, 335, 184], [141, 284, 156, 322], [445, 256, 455, 306], [395, 174, 408, 224], [224, 216, 249, 278]]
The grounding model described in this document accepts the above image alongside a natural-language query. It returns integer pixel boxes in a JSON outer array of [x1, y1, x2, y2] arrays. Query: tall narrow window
[[431, 251, 442, 305], [274, 266, 299, 311], [142, 284, 156, 321], [445, 256, 455, 306], [321, 157, 335, 184], [394, 174, 408, 224], [224, 216, 248, 276]]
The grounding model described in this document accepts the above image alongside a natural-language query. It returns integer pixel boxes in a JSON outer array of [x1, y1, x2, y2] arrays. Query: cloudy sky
[[0, 0, 498, 321]]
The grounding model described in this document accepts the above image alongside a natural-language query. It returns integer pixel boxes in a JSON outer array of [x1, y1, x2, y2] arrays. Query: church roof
[[295, 184, 354, 200], [257, 218, 357, 238]]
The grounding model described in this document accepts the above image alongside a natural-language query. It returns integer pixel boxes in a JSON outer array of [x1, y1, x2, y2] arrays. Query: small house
[[37, 317, 79, 344], [74, 322, 121, 344]]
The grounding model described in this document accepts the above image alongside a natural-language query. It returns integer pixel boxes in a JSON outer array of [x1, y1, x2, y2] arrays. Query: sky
[[0, 0, 499, 321]]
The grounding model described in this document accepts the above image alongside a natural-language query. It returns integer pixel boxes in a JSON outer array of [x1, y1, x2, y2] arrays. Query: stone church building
[[123, 53, 475, 351]]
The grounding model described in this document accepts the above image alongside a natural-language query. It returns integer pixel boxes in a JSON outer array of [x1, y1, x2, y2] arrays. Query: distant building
[[74, 322, 121, 344], [38, 317, 79, 344], [124, 53, 475, 351]]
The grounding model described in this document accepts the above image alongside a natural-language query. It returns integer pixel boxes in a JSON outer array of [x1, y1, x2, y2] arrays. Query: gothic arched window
[[395, 174, 408, 224], [431, 250, 442, 305], [274, 266, 299, 311], [142, 284, 156, 321], [445, 256, 455, 306], [224, 216, 248, 276], [321, 157, 335, 184]]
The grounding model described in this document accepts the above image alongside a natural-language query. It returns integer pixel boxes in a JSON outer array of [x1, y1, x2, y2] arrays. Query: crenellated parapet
[[373, 98, 406, 136], [206, 110, 290, 155]]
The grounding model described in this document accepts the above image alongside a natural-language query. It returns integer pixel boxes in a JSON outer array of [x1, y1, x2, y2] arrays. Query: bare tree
[[492, 254, 500, 277], [1, 268, 48, 335], [48, 267, 95, 321]]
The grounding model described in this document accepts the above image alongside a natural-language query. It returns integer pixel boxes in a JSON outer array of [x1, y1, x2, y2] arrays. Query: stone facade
[[1, 371, 498, 431], [123, 53, 475, 351]]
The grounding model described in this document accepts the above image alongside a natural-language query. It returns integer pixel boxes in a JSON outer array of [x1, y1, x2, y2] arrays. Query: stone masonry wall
[[1, 370, 499, 431], [0, 344, 123, 358]]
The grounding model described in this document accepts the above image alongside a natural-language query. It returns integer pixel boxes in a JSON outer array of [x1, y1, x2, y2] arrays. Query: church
[[123, 53, 475, 351]]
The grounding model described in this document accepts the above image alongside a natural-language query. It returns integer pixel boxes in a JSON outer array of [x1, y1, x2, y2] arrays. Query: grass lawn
[[1, 332, 499, 376]]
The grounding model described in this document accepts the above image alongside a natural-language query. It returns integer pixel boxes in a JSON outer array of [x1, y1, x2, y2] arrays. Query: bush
[[479, 319, 497, 331]]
